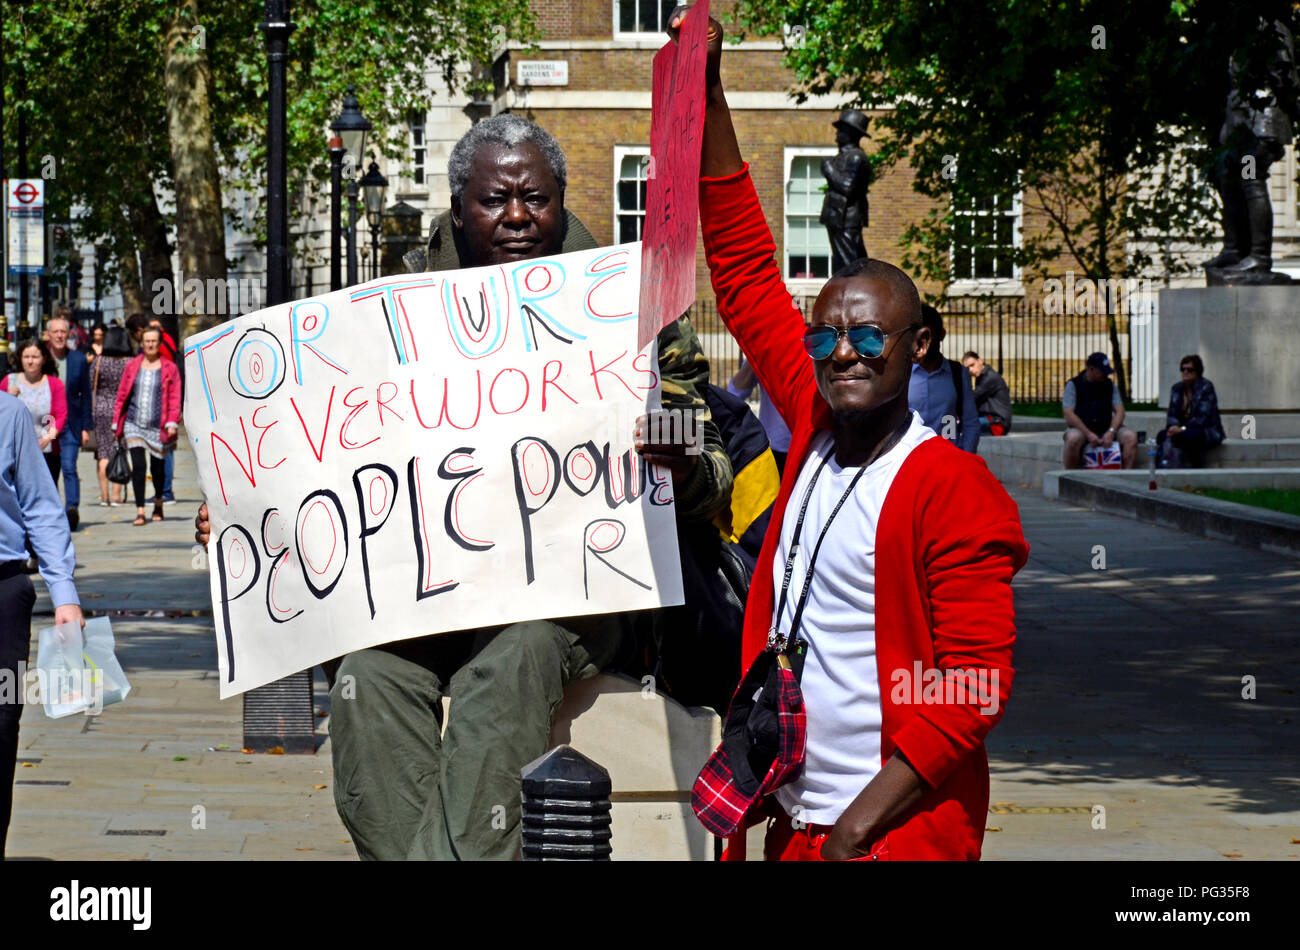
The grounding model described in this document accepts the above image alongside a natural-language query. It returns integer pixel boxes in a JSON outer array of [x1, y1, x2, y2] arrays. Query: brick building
[[492, 0, 935, 311], [269, 1, 1300, 320]]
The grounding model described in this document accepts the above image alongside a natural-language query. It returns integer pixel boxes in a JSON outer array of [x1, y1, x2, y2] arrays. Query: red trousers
[[722, 801, 890, 861]]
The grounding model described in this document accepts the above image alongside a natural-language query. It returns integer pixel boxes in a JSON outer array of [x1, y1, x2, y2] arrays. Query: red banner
[[638, 0, 710, 353]]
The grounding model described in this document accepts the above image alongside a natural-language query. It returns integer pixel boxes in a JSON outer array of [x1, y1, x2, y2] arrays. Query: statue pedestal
[[1159, 287, 1300, 411], [1204, 265, 1294, 286]]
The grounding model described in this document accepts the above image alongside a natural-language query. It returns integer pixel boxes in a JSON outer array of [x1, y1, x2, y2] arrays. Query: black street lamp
[[360, 159, 388, 280], [262, 0, 295, 307], [328, 136, 344, 291], [247, 0, 314, 756], [330, 86, 372, 287]]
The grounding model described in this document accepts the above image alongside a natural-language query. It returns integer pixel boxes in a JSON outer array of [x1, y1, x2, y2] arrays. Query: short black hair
[[824, 257, 922, 324], [101, 326, 133, 357], [1180, 354, 1204, 377], [125, 313, 147, 333], [919, 303, 947, 345]]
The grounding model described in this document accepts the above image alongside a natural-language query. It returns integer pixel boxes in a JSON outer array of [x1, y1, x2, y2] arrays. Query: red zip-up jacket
[[702, 165, 1029, 860], [113, 355, 183, 442]]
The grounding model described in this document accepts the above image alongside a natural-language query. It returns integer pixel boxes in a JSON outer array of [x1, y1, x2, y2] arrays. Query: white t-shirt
[[772, 412, 935, 825]]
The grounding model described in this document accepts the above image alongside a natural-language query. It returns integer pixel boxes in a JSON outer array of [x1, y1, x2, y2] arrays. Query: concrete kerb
[[1043, 469, 1300, 557]]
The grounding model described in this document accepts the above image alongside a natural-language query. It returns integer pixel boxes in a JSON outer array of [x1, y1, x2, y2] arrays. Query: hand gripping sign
[[185, 243, 683, 697]]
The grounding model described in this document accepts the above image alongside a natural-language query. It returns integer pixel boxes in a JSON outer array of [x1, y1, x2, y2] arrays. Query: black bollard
[[520, 745, 612, 861]]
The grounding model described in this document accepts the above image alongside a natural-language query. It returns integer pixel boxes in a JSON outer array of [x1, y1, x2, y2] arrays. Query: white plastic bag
[[35, 617, 131, 718]]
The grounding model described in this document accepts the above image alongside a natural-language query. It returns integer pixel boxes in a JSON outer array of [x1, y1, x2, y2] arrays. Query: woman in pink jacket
[[113, 327, 181, 525], [6, 339, 67, 486]]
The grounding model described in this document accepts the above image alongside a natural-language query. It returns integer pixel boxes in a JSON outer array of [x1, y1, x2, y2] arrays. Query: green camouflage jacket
[[408, 209, 732, 523]]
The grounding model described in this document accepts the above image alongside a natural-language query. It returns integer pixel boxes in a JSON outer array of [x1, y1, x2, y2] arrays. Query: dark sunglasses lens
[[847, 326, 886, 357], [803, 328, 837, 359]]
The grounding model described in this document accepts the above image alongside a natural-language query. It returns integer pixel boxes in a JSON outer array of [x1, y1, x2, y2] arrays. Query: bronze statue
[[820, 109, 872, 273], [1205, 18, 1300, 285]]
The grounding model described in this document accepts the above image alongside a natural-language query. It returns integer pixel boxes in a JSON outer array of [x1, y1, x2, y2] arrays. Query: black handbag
[[649, 519, 753, 713], [106, 440, 131, 484]]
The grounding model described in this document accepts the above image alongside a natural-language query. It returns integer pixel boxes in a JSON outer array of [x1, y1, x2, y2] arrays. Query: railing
[[687, 293, 1161, 405]]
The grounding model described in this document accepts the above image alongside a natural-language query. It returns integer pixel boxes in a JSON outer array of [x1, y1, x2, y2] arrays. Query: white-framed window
[[615, 0, 677, 37], [409, 112, 427, 187], [1276, 142, 1299, 235], [948, 191, 1022, 294], [783, 147, 837, 288], [614, 145, 650, 244]]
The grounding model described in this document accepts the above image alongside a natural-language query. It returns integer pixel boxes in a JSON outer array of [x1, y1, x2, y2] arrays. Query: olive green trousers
[[327, 615, 632, 861]]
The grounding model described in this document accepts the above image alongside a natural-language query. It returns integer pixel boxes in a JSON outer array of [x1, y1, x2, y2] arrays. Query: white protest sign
[[184, 243, 683, 697]]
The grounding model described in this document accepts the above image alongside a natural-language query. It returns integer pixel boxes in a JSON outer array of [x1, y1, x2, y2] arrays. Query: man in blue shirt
[[1, 392, 84, 856], [908, 305, 979, 452]]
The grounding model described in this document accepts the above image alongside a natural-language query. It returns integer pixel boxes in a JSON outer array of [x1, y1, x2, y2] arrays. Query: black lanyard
[[770, 416, 913, 659]]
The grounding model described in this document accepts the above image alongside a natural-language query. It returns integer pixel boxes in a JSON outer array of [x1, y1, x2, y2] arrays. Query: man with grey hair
[[44, 307, 92, 530], [195, 113, 734, 861], [405, 113, 579, 274]]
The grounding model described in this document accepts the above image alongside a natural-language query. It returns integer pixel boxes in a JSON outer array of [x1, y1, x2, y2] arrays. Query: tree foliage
[[729, 0, 1297, 285], [4, 0, 538, 321]]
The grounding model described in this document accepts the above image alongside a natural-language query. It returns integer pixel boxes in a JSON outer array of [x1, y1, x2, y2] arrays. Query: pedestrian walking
[[1, 391, 84, 857], [87, 323, 106, 367], [91, 326, 132, 507], [44, 310, 93, 531], [112, 327, 181, 526], [6, 340, 67, 488], [146, 318, 179, 502]]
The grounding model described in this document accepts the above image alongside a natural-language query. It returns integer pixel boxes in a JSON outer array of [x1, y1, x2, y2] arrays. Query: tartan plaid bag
[[691, 435, 897, 839], [691, 645, 807, 837]]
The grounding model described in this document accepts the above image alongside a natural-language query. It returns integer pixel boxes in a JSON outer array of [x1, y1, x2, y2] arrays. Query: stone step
[[980, 432, 1300, 489], [1010, 412, 1300, 438]]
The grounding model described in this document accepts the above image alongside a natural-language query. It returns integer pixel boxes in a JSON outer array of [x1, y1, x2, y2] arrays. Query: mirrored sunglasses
[[802, 323, 919, 360]]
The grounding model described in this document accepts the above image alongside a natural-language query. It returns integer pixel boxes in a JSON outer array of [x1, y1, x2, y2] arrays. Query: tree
[[4, 0, 539, 338], [3, 0, 177, 328], [729, 0, 1296, 398], [164, 1, 227, 340]]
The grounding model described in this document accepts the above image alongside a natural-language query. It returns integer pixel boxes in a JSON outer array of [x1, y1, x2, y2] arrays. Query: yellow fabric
[[714, 447, 780, 544]]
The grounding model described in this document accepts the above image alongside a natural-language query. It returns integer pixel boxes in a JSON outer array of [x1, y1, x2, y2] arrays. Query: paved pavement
[[7, 440, 351, 860], [983, 491, 1300, 860], [6, 438, 1298, 860]]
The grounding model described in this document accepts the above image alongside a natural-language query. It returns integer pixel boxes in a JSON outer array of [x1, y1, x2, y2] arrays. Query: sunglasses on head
[[802, 322, 921, 360]]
